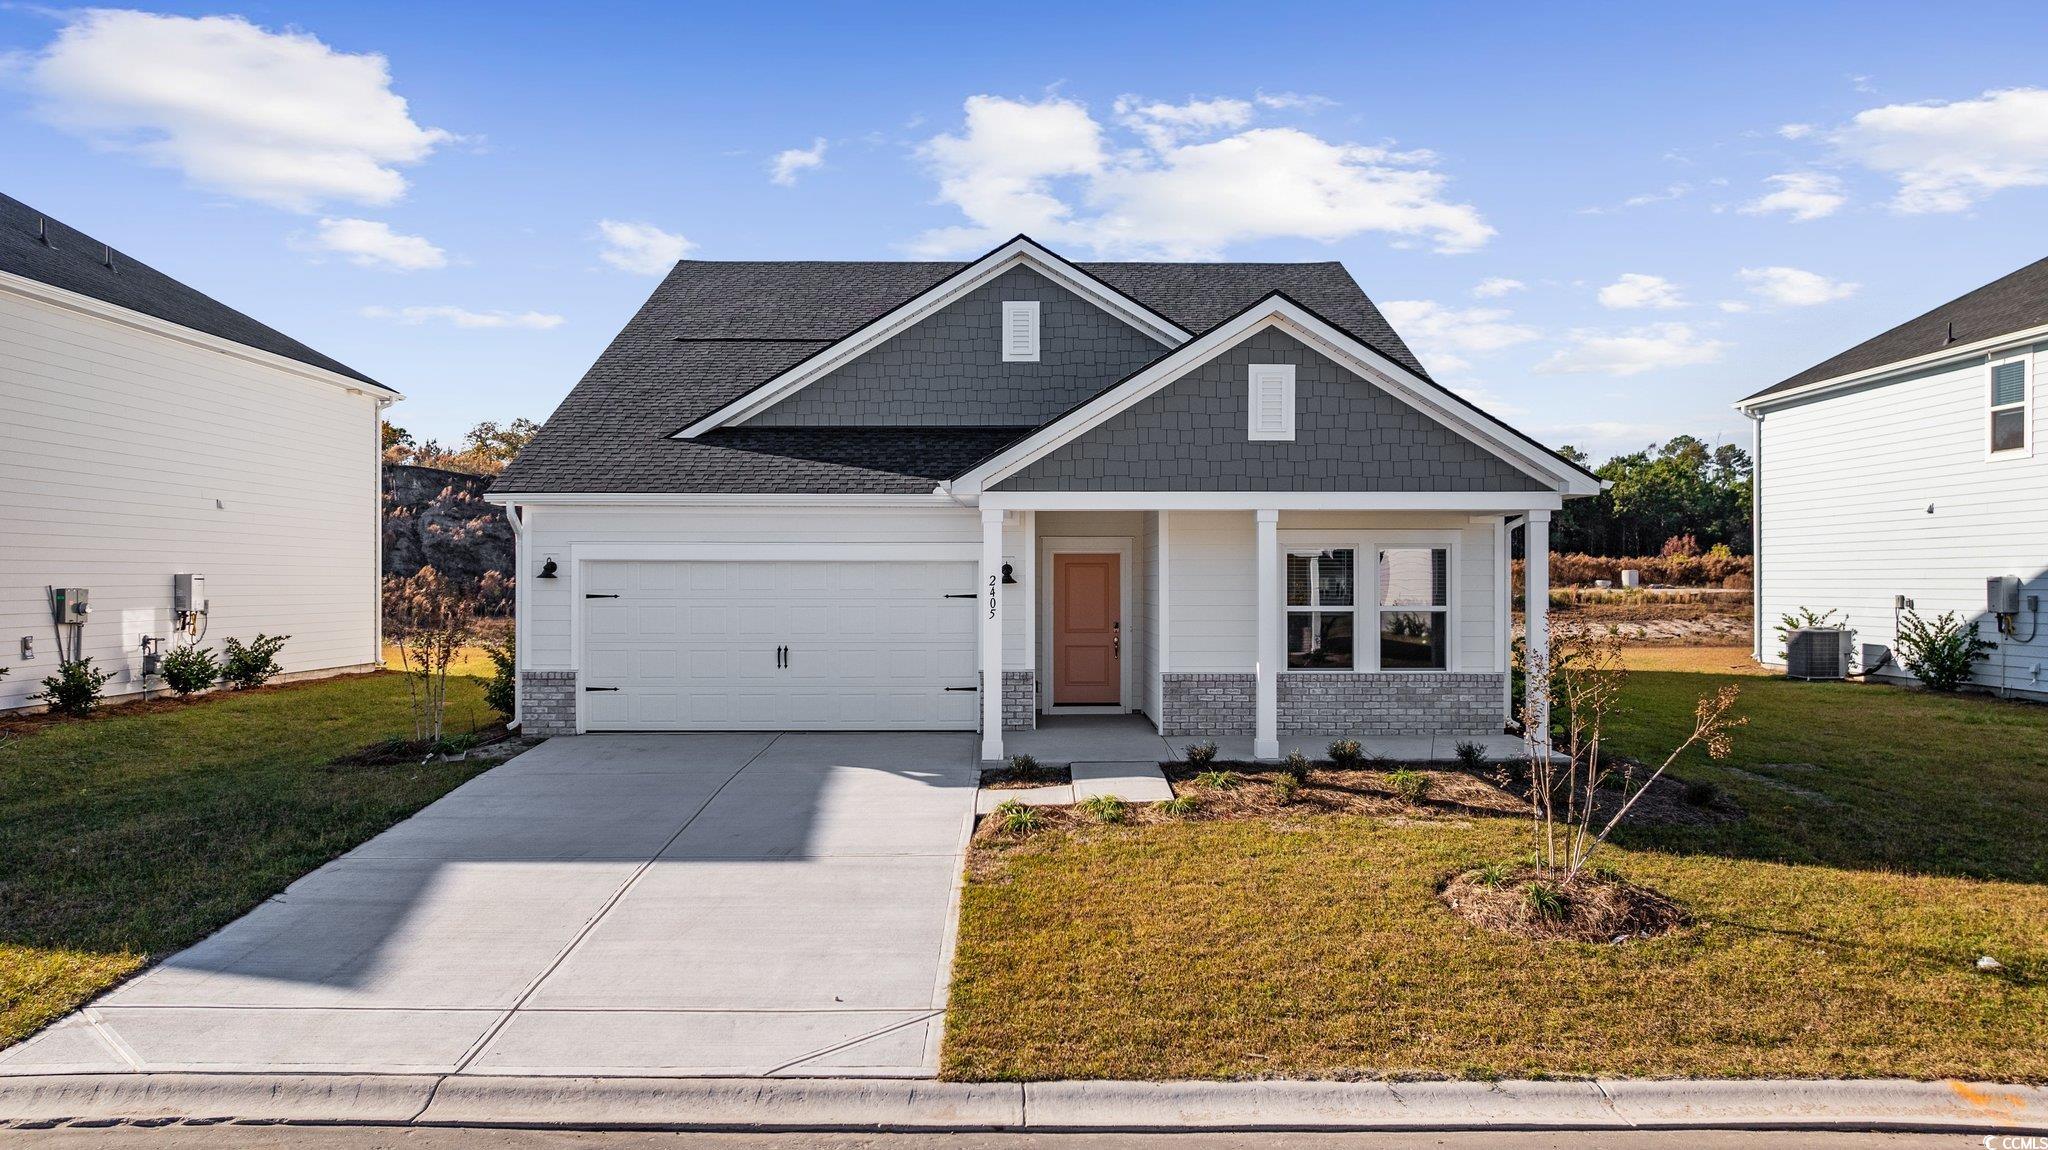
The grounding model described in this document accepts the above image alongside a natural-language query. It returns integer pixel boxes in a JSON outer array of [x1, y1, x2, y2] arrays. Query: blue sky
[[5, 1, 2046, 458]]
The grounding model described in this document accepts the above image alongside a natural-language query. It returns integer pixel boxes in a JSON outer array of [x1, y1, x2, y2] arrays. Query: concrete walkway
[[1002, 715, 1534, 766], [0, 733, 977, 1080]]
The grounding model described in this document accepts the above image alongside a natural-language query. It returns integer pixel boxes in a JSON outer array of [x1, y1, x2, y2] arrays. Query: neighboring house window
[[1377, 547, 1449, 670], [1286, 549, 1355, 669], [1248, 363, 1296, 441], [1002, 300, 1041, 362], [1990, 356, 2028, 454]]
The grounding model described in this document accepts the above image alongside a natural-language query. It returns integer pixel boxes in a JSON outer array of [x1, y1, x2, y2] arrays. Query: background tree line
[[383, 418, 540, 476], [1551, 435, 1752, 557]]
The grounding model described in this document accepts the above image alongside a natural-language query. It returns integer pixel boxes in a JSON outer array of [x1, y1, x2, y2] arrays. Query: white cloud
[[1777, 123, 1816, 140], [1253, 91, 1335, 111], [1738, 265, 1859, 307], [1379, 300, 1540, 377], [1717, 300, 1753, 313], [297, 217, 445, 270], [1597, 273, 1686, 310], [1830, 87, 2048, 212], [1472, 277, 1525, 298], [770, 137, 827, 186], [361, 305, 562, 330], [22, 10, 449, 211], [912, 94, 1492, 258], [1580, 183, 1689, 215], [1740, 172, 1846, 222], [1535, 323, 1728, 377], [596, 219, 695, 275]]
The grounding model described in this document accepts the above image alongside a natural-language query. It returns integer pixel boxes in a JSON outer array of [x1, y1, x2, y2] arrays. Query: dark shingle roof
[[0, 192, 384, 390], [494, 253, 1430, 494], [1746, 255, 2048, 403]]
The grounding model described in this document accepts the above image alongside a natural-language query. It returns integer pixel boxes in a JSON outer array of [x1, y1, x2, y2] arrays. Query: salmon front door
[[1052, 553, 1121, 706]]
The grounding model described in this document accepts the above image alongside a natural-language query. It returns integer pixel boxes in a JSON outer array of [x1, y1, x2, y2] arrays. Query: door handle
[[1113, 622, 1120, 658], [776, 645, 785, 669]]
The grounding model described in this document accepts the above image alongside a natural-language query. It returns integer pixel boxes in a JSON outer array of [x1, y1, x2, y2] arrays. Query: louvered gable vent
[[1001, 300, 1040, 362], [1247, 363, 1296, 441]]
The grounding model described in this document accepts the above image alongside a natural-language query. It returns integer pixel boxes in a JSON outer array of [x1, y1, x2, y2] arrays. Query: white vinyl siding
[[1001, 300, 1040, 363], [0, 287, 381, 711], [1247, 363, 1296, 441], [1756, 347, 2048, 698]]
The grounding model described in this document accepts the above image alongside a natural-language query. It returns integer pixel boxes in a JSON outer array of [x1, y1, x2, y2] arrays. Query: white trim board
[[674, 237, 1190, 436], [1735, 324, 2048, 413], [950, 295, 1599, 498], [979, 491, 1565, 511]]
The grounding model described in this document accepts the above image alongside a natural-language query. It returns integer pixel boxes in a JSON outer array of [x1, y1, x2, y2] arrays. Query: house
[[1736, 256, 2048, 698], [0, 193, 396, 712], [489, 237, 1599, 759]]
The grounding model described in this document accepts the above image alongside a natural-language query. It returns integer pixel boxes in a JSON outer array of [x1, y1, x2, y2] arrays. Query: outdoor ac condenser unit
[[1786, 628, 1852, 680]]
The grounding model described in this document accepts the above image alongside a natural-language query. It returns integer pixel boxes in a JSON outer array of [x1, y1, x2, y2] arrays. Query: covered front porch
[[973, 495, 1558, 763]]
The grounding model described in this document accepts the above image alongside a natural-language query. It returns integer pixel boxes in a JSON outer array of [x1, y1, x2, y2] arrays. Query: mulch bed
[[978, 763, 1072, 789], [328, 724, 515, 768], [1439, 865, 1691, 942]]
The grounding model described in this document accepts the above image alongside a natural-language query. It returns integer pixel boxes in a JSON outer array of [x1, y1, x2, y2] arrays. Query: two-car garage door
[[579, 559, 980, 731]]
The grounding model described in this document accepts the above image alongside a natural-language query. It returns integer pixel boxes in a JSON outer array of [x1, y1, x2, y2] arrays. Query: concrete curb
[[1, 1073, 2042, 1132]]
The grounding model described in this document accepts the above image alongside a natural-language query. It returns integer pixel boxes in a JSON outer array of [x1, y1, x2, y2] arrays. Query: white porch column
[[1525, 509, 1552, 739], [980, 507, 1005, 762], [1253, 508, 1280, 760]]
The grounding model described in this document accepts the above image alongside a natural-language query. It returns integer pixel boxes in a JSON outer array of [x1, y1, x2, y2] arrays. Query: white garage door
[[580, 559, 980, 731]]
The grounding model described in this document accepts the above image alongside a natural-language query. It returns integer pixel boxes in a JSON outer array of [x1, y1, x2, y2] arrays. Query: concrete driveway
[[0, 732, 977, 1079]]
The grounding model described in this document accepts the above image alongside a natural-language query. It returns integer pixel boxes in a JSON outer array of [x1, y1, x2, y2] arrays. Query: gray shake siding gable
[[995, 328, 1549, 492], [742, 265, 1167, 427]]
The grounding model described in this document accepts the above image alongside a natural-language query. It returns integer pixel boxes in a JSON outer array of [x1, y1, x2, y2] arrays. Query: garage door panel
[[581, 559, 978, 731]]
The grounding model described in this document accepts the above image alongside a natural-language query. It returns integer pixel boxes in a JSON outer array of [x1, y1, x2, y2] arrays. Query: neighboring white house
[[1737, 256, 2048, 699], [489, 236, 1599, 758], [1, 193, 397, 712]]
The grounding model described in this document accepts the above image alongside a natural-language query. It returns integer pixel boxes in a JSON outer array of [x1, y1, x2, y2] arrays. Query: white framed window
[[1279, 532, 1456, 672], [1285, 548, 1356, 669], [1990, 354, 2029, 455], [1001, 300, 1040, 362], [1375, 546, 1450, 670], [1248, 363, 1296, 441]]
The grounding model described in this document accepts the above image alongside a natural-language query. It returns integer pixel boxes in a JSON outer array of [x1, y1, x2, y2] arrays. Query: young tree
[[383, 566, 477, 743], [1519, 624, 1745, 882]]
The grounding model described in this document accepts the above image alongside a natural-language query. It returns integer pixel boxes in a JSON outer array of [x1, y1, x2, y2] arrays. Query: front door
[[1053, 552, 1121, 706]]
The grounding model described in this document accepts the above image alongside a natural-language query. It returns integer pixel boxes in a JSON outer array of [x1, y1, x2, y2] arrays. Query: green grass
[[945, 664, 2048, 1082], [0, 671, 495, 1047]]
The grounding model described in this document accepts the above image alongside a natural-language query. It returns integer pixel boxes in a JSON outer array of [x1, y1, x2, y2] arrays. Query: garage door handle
[[584, 686, 620, 692], [584, 593, 620, 599], [942, 593, 976, 599], [945, 686, 979, 692]]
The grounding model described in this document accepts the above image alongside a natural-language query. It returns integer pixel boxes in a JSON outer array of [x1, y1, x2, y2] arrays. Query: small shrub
[[1525, 882, 1569, 922], [1158, 794, 1202, 818], [1682, 779, 1721, 807], [1895, 609, 1992, 692], [1453, 740, 1488, 770], [35, 658, 114, 717], [1388, 768, 1431, 802], [1193, 769, 1239, 791], [1659, 534, 1702, 559], [1271, 774, 1301, 803], [991, 799, 1043, 835], [158, 644, 220, 696], [1474, 862, 1512, 888], [220, 633, 289, 690], [1008, 753, 1040, 772], [1491, 757, 1531, 790], [481, 635, 516, 719], [1326, 738, 1363, 768], [1282, 749, 1311, 784], [1183, 740, 1219, 766], [1078, 794, 1128, 824]]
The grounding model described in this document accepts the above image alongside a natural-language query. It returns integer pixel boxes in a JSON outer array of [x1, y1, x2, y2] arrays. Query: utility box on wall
[[50, 587, 90, 622], [174, 573, 206, 613], [1989, 575, 2022, 616]]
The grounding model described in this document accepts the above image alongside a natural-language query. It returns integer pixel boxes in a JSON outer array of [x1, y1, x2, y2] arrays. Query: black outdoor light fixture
[[1001, 563, 1018, 585], [538, 557, 559, 579]]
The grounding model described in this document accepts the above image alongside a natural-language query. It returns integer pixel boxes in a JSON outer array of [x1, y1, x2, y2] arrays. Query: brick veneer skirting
[[1161, 670, 1506, 737], [1003, 670, 1037, 731], [1160, 673, 1256, 736], [1279, 671, 1505, 735], [520, 670, 577, 736]]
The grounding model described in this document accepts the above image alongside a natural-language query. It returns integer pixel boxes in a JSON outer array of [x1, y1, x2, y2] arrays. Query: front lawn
[[944, 665, 2048, 1082], [0, 671, 496, 1047]]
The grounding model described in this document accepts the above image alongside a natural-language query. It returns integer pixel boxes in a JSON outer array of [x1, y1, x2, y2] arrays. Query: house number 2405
[[988, 574, 999, 619]]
